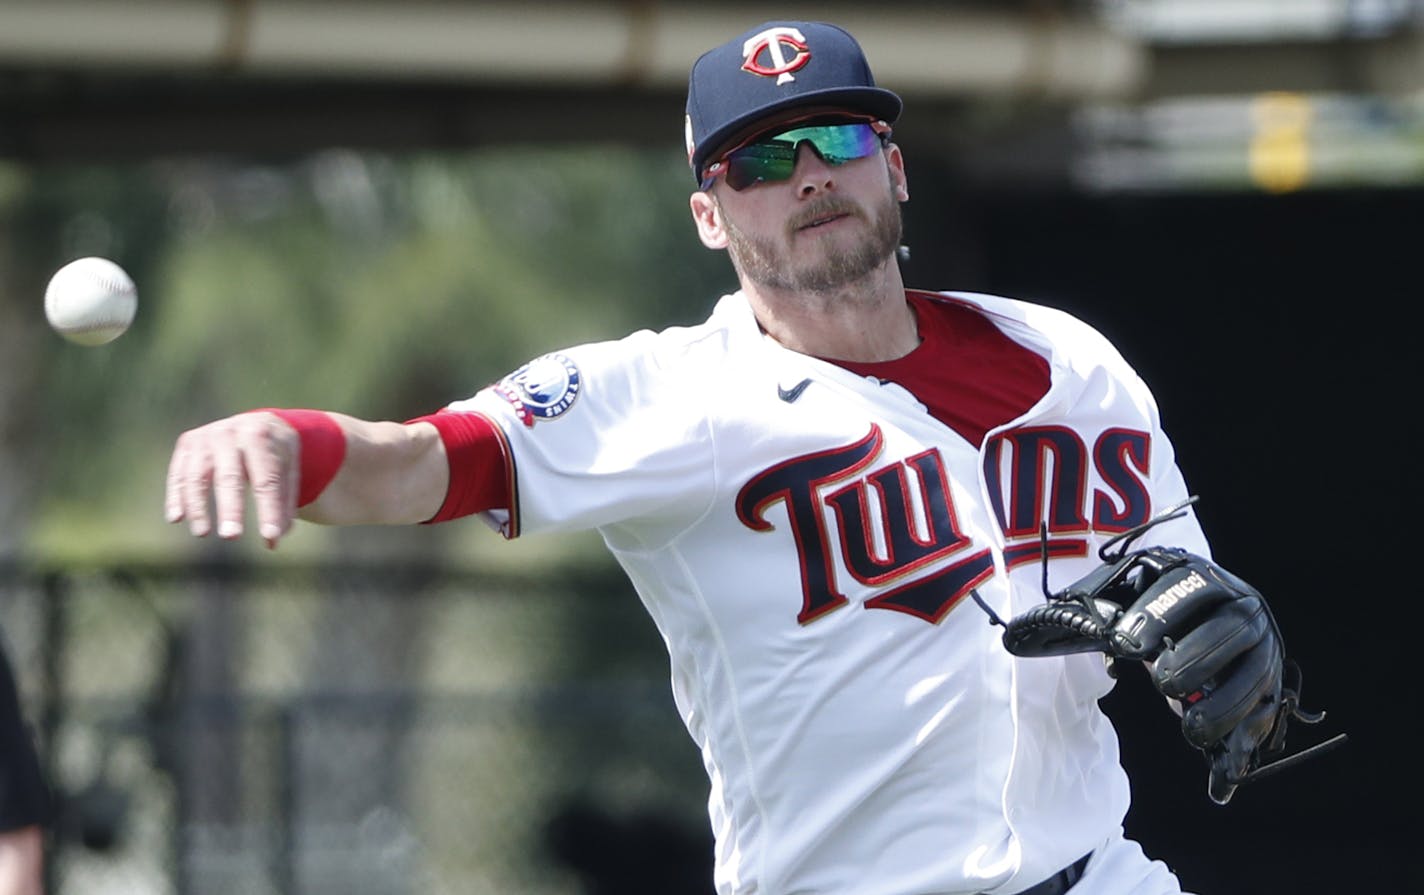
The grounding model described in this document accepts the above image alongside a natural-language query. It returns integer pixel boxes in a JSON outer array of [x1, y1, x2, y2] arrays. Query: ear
[[690, 190, 729, 250], [886, 143, 909, 202]]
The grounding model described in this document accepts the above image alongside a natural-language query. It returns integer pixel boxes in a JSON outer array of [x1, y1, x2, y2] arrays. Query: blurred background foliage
[[2, 147, 732, 894], [2, 146, 731, 566]]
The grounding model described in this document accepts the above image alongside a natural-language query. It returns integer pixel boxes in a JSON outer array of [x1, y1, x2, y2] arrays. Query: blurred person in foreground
[[0, 638, 49, 895], [163, 21, 1332, 895]]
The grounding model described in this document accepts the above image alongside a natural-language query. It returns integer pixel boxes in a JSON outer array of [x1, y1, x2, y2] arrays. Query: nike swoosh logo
[[777, 378, 813, 403]]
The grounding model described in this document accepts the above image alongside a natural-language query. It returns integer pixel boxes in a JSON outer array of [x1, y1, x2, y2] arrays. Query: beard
[[720, 183, 903, 296]]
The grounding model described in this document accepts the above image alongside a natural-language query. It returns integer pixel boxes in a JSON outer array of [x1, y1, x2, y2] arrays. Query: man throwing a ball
[[166, 20, 1314, 895]]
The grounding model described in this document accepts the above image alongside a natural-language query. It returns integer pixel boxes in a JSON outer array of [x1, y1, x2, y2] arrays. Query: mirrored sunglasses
[[701, 122, 890, 192]]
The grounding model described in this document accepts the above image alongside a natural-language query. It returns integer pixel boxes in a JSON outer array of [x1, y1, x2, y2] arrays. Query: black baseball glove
[[994, 497, 1345, 804]]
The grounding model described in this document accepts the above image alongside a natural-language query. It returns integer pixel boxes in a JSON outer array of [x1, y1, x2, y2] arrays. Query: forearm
[[300, 416, 448, 526], [0, 826, 44, 895]]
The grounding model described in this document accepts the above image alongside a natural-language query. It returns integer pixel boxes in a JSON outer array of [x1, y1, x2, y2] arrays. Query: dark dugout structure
[[903, 172, 1412, 895]]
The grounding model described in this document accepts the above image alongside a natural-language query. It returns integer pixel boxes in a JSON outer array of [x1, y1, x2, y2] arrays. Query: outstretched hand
[[164, 411, 299, 549]]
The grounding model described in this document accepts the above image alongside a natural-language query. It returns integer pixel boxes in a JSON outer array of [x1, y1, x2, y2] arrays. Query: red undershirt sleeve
[[405, 410, 513, 523]]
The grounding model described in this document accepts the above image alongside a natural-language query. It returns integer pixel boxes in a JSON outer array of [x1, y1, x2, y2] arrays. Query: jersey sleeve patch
[[492, 352, 582, 427]]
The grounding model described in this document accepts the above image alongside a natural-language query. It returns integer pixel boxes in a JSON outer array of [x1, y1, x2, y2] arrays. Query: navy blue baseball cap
[[685, 21, 903, 183]]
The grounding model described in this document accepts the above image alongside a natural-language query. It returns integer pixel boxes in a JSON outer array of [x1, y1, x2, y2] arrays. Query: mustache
[[788, 198, 865, 232]]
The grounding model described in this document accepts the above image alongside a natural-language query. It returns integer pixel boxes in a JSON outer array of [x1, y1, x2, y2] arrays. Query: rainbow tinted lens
[[707, 123, 886, 191]]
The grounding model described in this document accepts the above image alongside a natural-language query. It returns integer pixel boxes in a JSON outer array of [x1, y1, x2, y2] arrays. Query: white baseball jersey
[[448, 290, 1206, 895]]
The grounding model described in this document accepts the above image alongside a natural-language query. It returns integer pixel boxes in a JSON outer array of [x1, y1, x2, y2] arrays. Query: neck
[[743, 259, 917, 362]]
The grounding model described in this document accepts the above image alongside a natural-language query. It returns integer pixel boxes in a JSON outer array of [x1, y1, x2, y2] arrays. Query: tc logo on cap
[[741, 26, 810, 85]]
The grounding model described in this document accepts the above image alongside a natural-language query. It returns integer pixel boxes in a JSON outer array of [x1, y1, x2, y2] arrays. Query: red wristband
[[258, 409, 347, 507]]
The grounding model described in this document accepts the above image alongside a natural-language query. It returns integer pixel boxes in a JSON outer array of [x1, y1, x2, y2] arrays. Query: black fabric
[[996, 853, 1093, 895], [0, 637, 52, 830]]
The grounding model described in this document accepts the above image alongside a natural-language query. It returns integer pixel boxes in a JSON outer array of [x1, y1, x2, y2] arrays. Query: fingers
[[1206, 702, 1280, 804], [163, 413, 298, 547], [239, 421, 297, 548], [210, 430, 249, 539], [1175, 636, 1282, 748], [1150, 599, 1270, 698], [1207, 748, 1245, 805], [165, 431, 215, 536]]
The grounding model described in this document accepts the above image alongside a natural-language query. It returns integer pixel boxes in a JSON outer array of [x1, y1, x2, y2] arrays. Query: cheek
[[724, 197, 781, 239]]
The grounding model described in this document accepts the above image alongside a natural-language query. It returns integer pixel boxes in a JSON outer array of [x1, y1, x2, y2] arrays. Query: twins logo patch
[[493, 353, 581, 427], [742, 26, 810, 85]]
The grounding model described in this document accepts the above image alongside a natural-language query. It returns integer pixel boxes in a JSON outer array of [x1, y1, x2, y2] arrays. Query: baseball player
[[165, 21, 1323, 895], [0, 638, 50, 895]]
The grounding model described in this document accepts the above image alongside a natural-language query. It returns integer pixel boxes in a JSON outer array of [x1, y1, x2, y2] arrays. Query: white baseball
[[44, 256, 139, 346]]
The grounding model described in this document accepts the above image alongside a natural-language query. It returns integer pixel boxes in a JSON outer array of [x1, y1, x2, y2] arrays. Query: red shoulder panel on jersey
[[406, 410, 513, 523]]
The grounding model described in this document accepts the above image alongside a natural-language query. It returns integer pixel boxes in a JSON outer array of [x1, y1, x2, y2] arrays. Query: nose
[[792, 142, 835, 197]]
